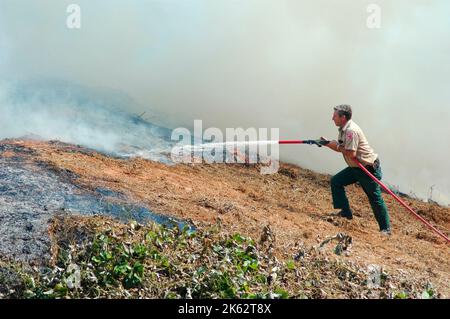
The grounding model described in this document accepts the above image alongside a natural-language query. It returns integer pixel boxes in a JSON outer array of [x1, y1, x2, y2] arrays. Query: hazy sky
[[1, 0, 449, 204]]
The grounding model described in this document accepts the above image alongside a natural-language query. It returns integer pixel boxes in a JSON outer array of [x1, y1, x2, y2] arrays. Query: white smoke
[[0, 79, 174, 162], [0, 0, 449, 204]]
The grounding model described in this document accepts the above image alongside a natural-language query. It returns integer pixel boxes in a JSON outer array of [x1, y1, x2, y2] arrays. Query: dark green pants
[[331, 163, 391, 231]]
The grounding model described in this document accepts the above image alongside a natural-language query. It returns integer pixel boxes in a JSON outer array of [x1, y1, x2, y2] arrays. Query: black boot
[[338, 209, 353, 220]]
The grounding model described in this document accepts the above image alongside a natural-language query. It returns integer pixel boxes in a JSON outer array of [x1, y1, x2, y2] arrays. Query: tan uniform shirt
[[338, 120, 378, 167]]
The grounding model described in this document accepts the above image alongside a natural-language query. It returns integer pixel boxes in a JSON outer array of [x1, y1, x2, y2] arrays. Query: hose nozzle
[[304, 139, 330, 147]]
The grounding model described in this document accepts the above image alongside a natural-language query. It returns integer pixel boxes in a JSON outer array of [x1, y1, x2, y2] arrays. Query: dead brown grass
[[4, 139, 450, 295]]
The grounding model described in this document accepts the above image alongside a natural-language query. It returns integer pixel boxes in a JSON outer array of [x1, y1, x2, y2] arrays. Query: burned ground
[[0, 140, 189, 264], [0, 139, 449, 297]]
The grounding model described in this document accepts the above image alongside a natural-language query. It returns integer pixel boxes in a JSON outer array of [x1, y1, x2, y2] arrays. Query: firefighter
[[321, 104, 391, 235]]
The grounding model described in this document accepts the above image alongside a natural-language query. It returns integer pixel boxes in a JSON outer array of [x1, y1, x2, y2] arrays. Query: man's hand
[[320, 137, 337, 149], [320, 136, 357, 157]]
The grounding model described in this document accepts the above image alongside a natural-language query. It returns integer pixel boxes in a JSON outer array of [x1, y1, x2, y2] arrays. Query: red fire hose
[[354, 159, 449, 243], [279, 139, 450, 243]]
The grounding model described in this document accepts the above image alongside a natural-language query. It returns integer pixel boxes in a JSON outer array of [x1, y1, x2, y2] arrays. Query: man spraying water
[[171, 110, 448, 242], [320, 104, 392, 235]]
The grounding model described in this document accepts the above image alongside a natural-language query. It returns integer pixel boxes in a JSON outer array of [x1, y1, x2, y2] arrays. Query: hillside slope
[[0, 139, 449, 297]]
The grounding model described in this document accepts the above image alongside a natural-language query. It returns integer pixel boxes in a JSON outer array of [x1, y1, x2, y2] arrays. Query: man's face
[[332, 110, 345, 127]]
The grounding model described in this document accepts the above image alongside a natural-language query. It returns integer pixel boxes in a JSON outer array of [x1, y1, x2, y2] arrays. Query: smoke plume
[[1, 0, 449, 204]]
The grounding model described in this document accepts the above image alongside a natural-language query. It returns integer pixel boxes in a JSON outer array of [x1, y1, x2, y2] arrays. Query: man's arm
[[340, 148, 357, 158], [320, 137, 357, 157]]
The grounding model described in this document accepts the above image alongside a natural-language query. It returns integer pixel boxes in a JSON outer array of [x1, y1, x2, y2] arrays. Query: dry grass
[[1, 139, 449, 297], [0, 215, 442, 299]]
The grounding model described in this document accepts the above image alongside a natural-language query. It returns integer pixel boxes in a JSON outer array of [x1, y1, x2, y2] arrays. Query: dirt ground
[[2, 139, 449, 295]]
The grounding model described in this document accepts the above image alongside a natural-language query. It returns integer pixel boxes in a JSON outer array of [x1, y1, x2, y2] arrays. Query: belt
[[365, 158, 380, 170]]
